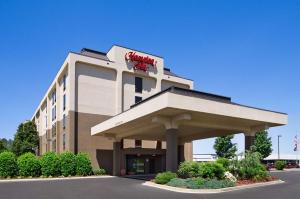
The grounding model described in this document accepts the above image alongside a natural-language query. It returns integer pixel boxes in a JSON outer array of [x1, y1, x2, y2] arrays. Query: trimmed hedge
[[17, 152, 41, 177], [60, 152, 76, 177], [40, 152, 61, 177], [1, 151, 100, 179], [76, 153, 93, 176], [0, 151, 18, 178], [154, 172, 177, 184]]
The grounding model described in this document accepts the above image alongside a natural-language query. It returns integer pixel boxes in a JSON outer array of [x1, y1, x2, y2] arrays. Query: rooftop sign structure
[[125, 51, 157, 72]]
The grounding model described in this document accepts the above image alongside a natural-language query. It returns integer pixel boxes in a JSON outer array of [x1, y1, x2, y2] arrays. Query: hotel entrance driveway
[[0, 171, 299, 199]]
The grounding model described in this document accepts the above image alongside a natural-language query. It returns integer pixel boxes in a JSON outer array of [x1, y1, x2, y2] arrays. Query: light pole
[[278, 135, 282, 160]]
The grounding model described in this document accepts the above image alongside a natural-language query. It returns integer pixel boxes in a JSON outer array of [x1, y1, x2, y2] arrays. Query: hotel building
[[32, 45, 287, 176]]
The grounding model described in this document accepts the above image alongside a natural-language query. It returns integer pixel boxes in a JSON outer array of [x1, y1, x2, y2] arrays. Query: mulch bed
[[236, 176, 278, 186]]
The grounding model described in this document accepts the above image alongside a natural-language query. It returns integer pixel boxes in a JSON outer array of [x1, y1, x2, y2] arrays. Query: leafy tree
[[251, 130, 272, 159], [1, 138, 13, 151], [12, 121, 39, 156], [214, 135, 237, 159], [0, 139, 6, 152]]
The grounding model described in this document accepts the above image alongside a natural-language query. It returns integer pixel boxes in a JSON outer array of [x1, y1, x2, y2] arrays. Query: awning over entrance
[[91, 87, 287, 143]]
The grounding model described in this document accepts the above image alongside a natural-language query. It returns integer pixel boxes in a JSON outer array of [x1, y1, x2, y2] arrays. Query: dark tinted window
[[135, 96, 142, 104], [135, 140, 142, 148], [135, 77, 143, 93]]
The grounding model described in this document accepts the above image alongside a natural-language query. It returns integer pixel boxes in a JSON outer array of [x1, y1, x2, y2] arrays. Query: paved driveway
[[0, 171, 299, 199]]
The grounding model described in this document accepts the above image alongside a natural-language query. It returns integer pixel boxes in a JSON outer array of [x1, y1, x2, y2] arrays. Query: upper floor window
[[135, 77, 143, 93], [63, 114, 66, 129], [63, 94, 66, 111], [52, 106, 56, 121], [63, 75, 67, 91], [51, 90, 56, 105], [52, 124, 56, 138]]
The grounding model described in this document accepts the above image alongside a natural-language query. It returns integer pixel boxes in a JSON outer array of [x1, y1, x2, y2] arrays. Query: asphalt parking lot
[[0, 170, 299, 199]]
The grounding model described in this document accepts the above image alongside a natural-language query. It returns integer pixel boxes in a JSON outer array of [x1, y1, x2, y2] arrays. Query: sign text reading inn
[[125, 51, 156, 72]]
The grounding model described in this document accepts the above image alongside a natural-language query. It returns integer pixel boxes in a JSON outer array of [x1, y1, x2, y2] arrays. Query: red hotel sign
[[125, 52, 157, 72]]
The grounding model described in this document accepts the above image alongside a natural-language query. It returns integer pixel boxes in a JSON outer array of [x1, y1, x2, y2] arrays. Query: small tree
[[0, 139, 6, 152], [12, 121, 39, 156], [1, 138, 13, 151], [214, 135, 237, 159], [251, 130, 272, 159]]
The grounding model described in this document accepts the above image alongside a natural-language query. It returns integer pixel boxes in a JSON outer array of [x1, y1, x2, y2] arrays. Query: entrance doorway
[[126, 154, 163, 175]]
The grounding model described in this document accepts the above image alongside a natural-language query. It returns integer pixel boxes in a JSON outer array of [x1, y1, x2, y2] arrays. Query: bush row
[[154, 151, 269, 185], [177, 161, 225, 179], [0, 151, 105, 178]]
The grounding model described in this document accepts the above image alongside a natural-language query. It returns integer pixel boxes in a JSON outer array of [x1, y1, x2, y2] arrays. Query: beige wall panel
[[123, 139, 135, 148], [77, 112, 113, 168], [184, 142, 193, 161], [122, 72, 156, 111], [76, 63, 117, 116], [142, 140, 157, 149]]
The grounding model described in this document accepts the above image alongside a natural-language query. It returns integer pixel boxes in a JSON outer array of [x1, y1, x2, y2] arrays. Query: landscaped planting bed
[[153, 152, 280, 190]]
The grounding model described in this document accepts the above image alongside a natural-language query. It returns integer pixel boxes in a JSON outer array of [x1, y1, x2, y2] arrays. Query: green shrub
[[76, 153, 93, 176], [275, 160, 286, 170], [200, 178, 235, 189], [0, 151, 18, 178], [93, 168, 106, 175], [167, 177, 235, 189], [17, 153, 41, 177], [60, 152, 76, 177], [167, 178, 188, 187], [216, 158, 230, 170], [40, 152, 61, 177], [178, 161, 201, 178], [238, 152, 268, 180], [154, 172, 177, 184], [199, 162, 225, 179]]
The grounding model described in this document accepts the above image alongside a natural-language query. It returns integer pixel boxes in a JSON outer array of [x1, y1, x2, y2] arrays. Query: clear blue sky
[[0, 0, 299, 155]]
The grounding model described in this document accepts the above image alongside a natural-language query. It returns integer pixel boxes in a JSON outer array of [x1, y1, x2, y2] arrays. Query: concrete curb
[[270, 169, 300, 172], [143, 180, 285, 194], [0, 175, 115, 183]]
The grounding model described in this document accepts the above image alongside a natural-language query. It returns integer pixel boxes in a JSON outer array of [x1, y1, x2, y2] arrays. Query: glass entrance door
[[126, 155, 162, 175], [126, 155, 145, 175]]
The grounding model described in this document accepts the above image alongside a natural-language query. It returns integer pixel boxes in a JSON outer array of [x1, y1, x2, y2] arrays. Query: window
[[51, 91, 56, 105], [135, 77, 143, 93], [156, 141, 162, 149], [52, 106, 56, 121], [63, 75, 66, 91], [63, 114, 66, 129], [135, 96, 142, 104], [63, 94, 66, 111], [135, 140, 142, 148], [63, 133, 66, 150], [52, 124, 56, 138]]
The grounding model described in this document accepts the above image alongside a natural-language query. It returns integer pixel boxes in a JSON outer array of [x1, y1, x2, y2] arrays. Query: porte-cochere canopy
[[91, 87, 287, 142]]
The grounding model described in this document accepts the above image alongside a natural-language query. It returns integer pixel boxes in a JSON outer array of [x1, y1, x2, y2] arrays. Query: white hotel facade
[[32, 45, 288, 176]]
